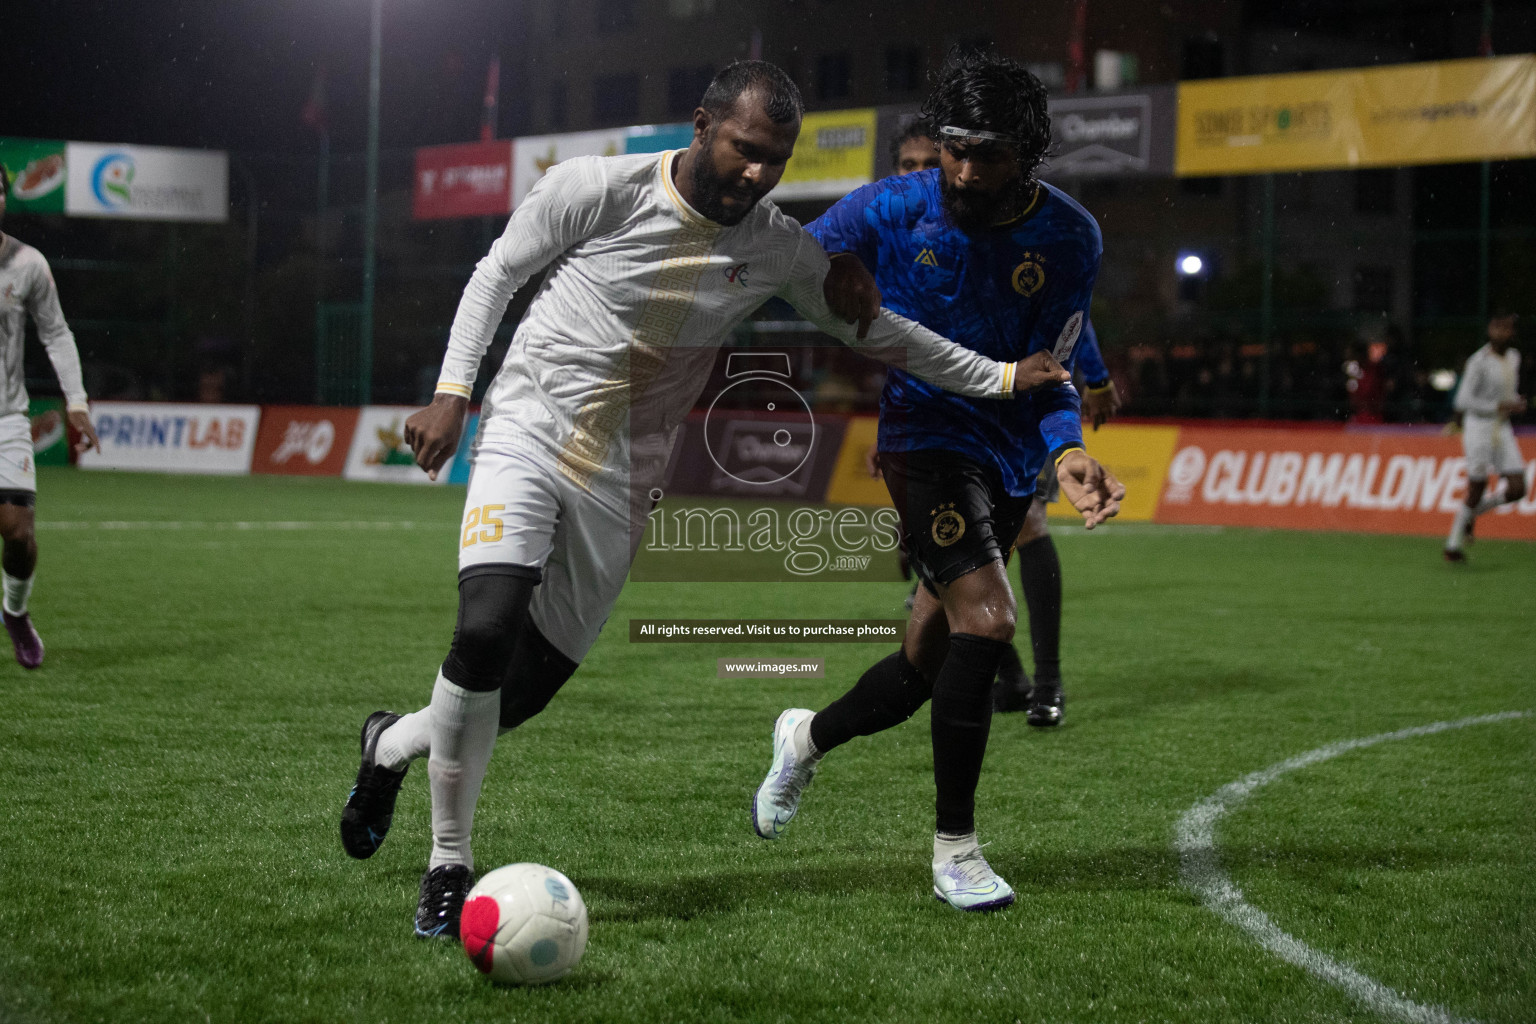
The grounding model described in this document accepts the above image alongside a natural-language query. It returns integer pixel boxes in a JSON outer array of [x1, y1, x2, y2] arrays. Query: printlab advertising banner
[[1176, 54, 1536, 176], [64, 142, 228, 222], [412, 141, 514, 221], [0, 138, 67, 215], [251, 405, 359, 477], [80, 402, 259, 474], [343, 406, 453, 485], [1155, 425, 1536, 539]]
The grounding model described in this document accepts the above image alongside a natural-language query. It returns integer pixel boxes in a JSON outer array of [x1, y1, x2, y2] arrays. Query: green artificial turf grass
[[0, 469, 1530, 1023]]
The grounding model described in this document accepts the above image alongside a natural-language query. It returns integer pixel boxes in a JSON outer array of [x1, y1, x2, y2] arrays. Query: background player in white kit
[[0, 170, 99, 668], [336, 61, 1073, 939], [1444, 311, 1526, 562]]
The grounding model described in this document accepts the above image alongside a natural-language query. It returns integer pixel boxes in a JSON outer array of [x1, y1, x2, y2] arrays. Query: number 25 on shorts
[[461, 504, 505, 548]]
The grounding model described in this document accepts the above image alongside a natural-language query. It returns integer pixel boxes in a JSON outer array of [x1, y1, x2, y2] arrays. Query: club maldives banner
[[412, 141, 514, 221], [343, 405, 457, 485], [0, 139, 67, 215], [1156, 425, 1536, 538], [1176, 55, 1536, 176], [79, 402, 259, 474], [775, 108, 879, 200], [63, 142, 227, 222], [512, 129, 626, 207], [251, 406, 358, 477]]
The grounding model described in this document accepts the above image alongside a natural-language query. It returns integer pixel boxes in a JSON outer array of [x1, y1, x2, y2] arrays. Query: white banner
[[343, 406, 454, 485], [80, 402, 258, 474], [65, 142, 228, 223], [512, 130, 626, 207]]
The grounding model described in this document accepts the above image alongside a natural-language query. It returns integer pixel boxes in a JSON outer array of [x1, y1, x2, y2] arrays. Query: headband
[[937, 125, 1022, 146]]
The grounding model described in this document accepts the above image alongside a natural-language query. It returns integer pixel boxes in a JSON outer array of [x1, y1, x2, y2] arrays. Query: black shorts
[[878, 449, 1034, 593]]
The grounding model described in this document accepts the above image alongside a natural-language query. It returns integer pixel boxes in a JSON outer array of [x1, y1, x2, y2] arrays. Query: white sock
[[376, 708, 432, 771], [2, 571, 33, 617], [933, 830, 978, 865], [1447, 504, 1473, 550], [794, 712, 822, 762], [426, 671, 500, 871], [377, 706, 516, 771]]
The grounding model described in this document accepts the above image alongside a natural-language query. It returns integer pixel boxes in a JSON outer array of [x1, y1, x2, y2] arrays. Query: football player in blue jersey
[[751, 51, 1124, 911], [876, 119, 1123, 726]]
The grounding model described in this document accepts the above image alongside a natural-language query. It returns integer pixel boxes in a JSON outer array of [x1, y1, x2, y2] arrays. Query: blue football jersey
[[808, 171, 1101, 497]]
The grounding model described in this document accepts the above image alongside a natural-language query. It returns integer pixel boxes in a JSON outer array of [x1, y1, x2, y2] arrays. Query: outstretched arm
[[407, 160, 609, 477], [782, 242, 1066, 398]]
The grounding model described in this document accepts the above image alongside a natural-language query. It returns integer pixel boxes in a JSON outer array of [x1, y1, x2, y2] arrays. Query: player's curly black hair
[[921, 49, 1052, 184], [701, 60, 804, 126]]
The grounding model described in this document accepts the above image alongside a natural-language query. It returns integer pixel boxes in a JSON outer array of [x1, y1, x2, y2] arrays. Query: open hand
[[68, 409, 101, 454], [1056, 449, 1125, 530], [403, 393, 468, 480]]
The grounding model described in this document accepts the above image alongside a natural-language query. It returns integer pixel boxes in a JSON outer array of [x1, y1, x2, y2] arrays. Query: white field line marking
[[1175, 710, 1529, 1024], [40, 520, 429, 531]]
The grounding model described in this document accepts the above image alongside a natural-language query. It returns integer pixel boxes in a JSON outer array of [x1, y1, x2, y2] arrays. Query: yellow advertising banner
[[824, 417, 1179, 524], [776, 108, 878, 200], [1177, 55, 1536, 175]]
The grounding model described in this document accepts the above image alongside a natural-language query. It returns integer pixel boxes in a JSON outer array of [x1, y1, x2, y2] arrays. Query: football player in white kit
[[1444, 311, 1526, 561], [0, 170, 99, 668], [336, 61, 1075, 938]]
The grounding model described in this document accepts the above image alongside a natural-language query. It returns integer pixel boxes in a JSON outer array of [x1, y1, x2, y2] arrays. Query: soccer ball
[[459, 863, 589, 985]]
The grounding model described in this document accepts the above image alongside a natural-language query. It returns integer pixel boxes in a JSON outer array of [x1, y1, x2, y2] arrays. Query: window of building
[[885, 46, 923, 94], [1355, 169, 1395, 214], [596, 0, 636, 34], [549, 81, 567, 131], [593, 73, 640, 123], [1353, 265, 1394, 313], [817, 52, 851, 101], [1182, 36, 1223, 79], [667, 65, 715, 117]]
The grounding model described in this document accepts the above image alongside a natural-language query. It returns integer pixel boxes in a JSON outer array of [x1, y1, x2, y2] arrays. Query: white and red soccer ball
[[459, 863, 589, 985]]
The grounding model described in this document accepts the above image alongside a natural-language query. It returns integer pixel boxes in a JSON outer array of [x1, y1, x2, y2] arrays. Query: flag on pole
[[481, 57, 501, 142], [302, 68, 328, 133]]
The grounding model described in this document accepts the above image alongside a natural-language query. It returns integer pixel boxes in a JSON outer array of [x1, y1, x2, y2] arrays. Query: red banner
[[1156, 426, 1536, 539], [412, 141, 514, 221], [252, 406, 358, 477]]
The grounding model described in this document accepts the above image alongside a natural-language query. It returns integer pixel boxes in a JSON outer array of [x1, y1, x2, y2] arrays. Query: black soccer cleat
[[1443, 548, 1467, 564], [414, 864, 476, 939], [340, 711, 408, 859], [1025, 679, 1064, 728], [992, 648, 1033, 713]]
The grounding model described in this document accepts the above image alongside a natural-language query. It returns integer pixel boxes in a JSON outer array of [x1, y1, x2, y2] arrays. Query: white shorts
[[1462, 416, 1525, 480], [0, 413, 37, 494], [458, 441, 646, 663]]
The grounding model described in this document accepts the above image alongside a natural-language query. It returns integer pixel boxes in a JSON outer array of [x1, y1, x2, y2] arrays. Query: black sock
[[810, 650, 932, 754], [931, 634, 1010, 836], [1017, 535, 1062, 682], [995, 643, 1029, 689]]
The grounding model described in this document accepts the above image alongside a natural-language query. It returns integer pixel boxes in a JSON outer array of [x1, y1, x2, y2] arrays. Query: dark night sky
[[5, 1, 1532, 157], [4, 1, 511, 154]]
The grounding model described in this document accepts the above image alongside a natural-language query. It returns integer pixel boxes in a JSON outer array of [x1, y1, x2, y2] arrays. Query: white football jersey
[[0, 234, 88, 418], [435, 150, 1014, 510], [1453, 344, 1521, 420]]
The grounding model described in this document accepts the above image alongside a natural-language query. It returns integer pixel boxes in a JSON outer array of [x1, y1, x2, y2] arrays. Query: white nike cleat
[[932, 833, 1015, 911], [751, 708, 820, 839]]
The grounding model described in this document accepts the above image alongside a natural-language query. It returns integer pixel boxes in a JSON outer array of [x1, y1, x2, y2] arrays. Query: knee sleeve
[[498, 620, 580, 730], [440, 564, 541, 693]]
